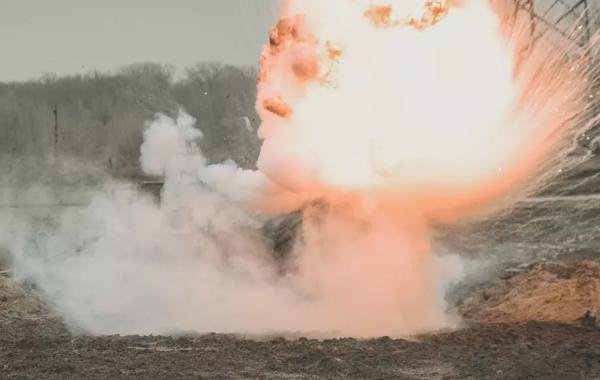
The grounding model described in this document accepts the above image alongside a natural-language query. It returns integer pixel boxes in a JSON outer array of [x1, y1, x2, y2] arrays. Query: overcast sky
[[0, 0, 279, 82]]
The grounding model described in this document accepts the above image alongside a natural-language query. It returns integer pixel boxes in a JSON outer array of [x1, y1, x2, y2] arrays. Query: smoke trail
[[3, 0, 596, 337]]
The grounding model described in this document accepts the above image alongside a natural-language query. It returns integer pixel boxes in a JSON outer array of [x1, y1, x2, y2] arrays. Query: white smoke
[[3, 111, 463, 337]]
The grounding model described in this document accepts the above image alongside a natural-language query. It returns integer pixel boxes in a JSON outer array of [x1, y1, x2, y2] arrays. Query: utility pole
[[53, 105, 58, 158]]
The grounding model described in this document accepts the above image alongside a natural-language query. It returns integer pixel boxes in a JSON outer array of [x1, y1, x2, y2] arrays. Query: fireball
[[252, 0, 593, 335], [257, 0, 589, 219]]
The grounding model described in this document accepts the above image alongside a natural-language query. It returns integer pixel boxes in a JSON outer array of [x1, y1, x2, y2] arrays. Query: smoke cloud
[[4, 112, 462, 337]]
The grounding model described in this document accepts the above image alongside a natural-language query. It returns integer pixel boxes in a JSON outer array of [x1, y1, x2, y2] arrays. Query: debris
[[578, 310, 597, 328]]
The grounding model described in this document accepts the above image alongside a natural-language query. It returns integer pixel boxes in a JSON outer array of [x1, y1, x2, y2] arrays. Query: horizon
[[0, 61, 259, 85]]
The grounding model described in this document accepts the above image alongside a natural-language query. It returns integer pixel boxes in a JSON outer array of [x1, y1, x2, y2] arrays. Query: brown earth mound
[[0, 274, 52, 324], [460, 261, 600, 324]]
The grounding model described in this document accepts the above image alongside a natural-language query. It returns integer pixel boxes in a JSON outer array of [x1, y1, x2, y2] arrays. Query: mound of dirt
[[0, 274, 53, 324], [460, 261, 600, 324]]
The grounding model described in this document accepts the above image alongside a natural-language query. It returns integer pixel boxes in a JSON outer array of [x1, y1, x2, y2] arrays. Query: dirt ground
[[1, 261, 600, 380], [3, 170, 600, 379]]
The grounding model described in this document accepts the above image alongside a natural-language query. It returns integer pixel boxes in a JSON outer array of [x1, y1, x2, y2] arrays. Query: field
[[2, 162, 600, 379]]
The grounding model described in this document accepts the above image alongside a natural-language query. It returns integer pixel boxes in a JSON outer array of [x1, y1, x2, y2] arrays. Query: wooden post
[[53, 105, 58, 157]]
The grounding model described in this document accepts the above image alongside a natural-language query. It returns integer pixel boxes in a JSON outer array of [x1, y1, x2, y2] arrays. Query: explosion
[[252, 0, 593, 334], [258, 0, 588, 208], [4, 0, 596, 338]]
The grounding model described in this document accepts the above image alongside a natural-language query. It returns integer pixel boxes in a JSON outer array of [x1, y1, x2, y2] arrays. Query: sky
[[2, 0, 596, 83], [0, 0, 279, 82]]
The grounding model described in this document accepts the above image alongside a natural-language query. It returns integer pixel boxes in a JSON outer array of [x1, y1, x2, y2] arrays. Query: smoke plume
[[4, 112, 461, 336]]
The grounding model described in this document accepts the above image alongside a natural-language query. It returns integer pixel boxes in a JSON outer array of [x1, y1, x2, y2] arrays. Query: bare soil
[[460, 261, 600, 324], [1, 266, 600, 380]]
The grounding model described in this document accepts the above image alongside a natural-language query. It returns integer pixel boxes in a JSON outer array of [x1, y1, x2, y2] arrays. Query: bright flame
[[258, 0, 586, 215], [252, 0, 592, 335]]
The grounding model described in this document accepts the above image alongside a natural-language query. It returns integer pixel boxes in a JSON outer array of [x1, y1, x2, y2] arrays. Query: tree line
[[0, 63, 262, 185]]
